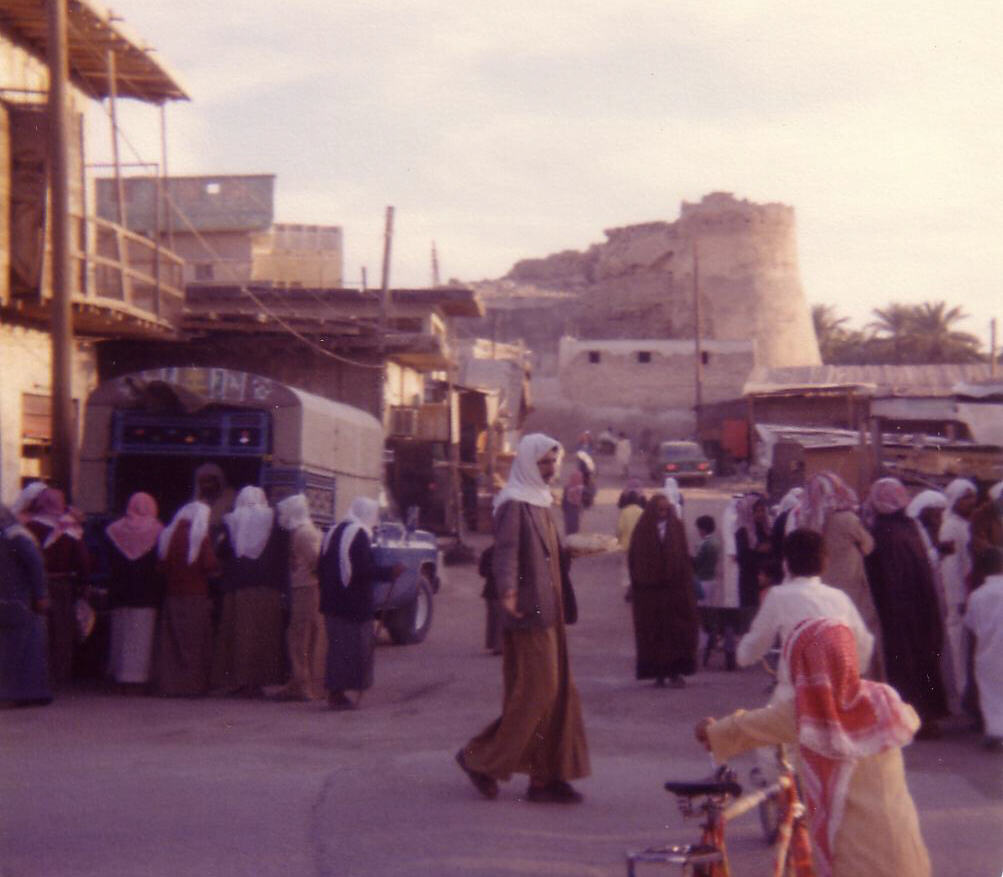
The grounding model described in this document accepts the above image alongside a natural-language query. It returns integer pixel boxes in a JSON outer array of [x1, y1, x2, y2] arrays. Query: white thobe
[[914, 520, 959, 712], [736, 575, 874, 702], [964, 574, 1003, 737], [939, 512, 972, 695]]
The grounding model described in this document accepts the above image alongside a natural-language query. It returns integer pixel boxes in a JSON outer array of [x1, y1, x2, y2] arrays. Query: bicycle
[[625, 746, 814, 876]]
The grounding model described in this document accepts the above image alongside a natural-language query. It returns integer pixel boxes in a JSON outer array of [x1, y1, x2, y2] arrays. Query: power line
[[61, 23, 385, 370]]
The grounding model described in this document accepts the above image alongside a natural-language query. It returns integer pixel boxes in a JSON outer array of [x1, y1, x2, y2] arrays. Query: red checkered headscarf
[[784, 618, 919, 876]]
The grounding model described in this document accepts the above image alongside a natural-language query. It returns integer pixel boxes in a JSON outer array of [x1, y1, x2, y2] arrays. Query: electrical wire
[[60, 20, 386, 370]]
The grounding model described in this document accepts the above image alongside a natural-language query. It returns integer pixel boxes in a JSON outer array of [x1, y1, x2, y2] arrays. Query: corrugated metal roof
[[745, 364, 992, 398], [0, 0, 188, 103]]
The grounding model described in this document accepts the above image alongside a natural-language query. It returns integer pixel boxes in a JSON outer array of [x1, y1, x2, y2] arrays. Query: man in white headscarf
[[318, 496, 401, 710], [938, 478, 978, 699], [212, 486, 288, 697], [155, 501, 219, 696], [268, 494, 325, 701], [662, 477, 683, 518], [457, 433, 590, 804]]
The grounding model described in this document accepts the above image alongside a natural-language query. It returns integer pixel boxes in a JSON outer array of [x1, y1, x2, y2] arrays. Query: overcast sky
[[89, 0, 1001, 341]]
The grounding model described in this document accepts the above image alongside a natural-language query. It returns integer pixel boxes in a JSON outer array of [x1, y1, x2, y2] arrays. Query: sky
[[87, 0, 1002, 342]]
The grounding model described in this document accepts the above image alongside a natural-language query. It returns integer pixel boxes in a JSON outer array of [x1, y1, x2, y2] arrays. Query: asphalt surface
[[3, 459, 1001, 876]]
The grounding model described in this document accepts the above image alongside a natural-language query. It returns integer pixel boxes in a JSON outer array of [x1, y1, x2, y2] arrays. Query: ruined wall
[[494, 192, 821, 370]]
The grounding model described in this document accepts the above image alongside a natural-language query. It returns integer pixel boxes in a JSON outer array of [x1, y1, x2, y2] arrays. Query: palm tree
[[811, 304, 851, 363], [909, 301, 983, 363], [868, 303, 918, 364]]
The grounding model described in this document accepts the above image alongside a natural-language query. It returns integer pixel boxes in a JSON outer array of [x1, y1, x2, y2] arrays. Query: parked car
[[371, 521, 441, 644], [648, 440, 714, 484]]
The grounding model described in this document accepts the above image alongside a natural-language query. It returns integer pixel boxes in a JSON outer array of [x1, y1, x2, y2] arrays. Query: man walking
[[456, 433, 590, 803]]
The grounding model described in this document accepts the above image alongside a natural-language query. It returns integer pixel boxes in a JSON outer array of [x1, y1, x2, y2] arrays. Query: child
[[692, 515, 720, 603]]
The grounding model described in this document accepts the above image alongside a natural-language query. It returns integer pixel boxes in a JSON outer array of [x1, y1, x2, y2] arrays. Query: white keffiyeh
[[323, 496, 380, 586], [493, 433, 562, 511], [158, 501, 211, 566], [223, 486, 275, 560]]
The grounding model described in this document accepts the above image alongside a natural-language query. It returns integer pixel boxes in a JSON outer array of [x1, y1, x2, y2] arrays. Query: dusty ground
[[3, 456, 1001, 875]]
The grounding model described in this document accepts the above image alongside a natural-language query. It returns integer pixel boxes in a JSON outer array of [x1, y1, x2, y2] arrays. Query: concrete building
[[558, 337, 755, 410], [0, 1, 187, 502], [94, 174, 344, 288]]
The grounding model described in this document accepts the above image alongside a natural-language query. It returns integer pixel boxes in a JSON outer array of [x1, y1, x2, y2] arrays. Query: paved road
[[3, 460, 1001, 875]]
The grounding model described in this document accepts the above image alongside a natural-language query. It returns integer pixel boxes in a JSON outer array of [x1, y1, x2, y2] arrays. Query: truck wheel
[[386, 574, 434, 645]]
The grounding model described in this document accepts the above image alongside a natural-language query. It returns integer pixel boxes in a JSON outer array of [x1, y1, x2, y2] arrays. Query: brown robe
[[154, 521, 220, 696], [25, 522, 90, 688], [461, 501, 590, 784], [627, 505, 699, 679]]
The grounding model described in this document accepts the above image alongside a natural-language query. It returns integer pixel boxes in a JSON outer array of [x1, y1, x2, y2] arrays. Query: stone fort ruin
[[465, 192, 821, 378]]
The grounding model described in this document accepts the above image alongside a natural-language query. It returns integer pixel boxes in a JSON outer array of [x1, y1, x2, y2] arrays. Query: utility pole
[[431, 241, 440, 287], [47, 0, 75, 498], [380, 207, 394, 336], [378, 207, 394, 428], [991, 318, 998, 380], [692, 242, 704, 412]]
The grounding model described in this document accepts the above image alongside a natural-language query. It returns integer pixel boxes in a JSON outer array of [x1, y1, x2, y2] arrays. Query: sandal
[[455, 749, 499, 799]]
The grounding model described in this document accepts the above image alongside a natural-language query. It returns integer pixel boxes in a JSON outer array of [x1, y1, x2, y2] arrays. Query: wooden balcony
[[4, 213, 185, 338]]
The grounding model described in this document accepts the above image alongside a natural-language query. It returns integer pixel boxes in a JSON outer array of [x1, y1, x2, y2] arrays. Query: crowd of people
[[0, 469, 402, 712], [611, 465, 1002, 749], [5, 430, 1001, 870], [461, 434, 997, 873]]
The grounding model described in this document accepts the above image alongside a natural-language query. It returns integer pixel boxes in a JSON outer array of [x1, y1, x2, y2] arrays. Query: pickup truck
[[371, 521, 441, 644]]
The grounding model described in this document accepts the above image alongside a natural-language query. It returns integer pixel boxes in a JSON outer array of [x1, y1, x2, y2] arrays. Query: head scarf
[[29, 488, 83, 548], [323, 496, 380, 586], [11, 481, 47, 518], [775, 486, 804, 517], [493, 433, 562, 511], [862, 478, 909, 527], [575, 449, 596, 474], [721, 496, 740, 556], [277, 493, 312, 532], [784, 618, 919, 875], [628, 492, 691, 587], [944, 478, 977, 512], [735, 492, 766, 535], [989, 481, 1003, 504], [796, 473, 858, 534], [662, 477, 683, 516], [158, 501, 211, 565], [223, 486, 275, 560], [905, 489, 947, 520], [105, 492, 163, 561]]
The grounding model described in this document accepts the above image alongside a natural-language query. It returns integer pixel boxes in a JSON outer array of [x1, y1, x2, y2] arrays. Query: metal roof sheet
[[0, 0, 188, 103]]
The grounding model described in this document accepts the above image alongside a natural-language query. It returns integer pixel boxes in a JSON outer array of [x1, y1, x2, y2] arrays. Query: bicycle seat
[[664, 778, 743, 799]]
